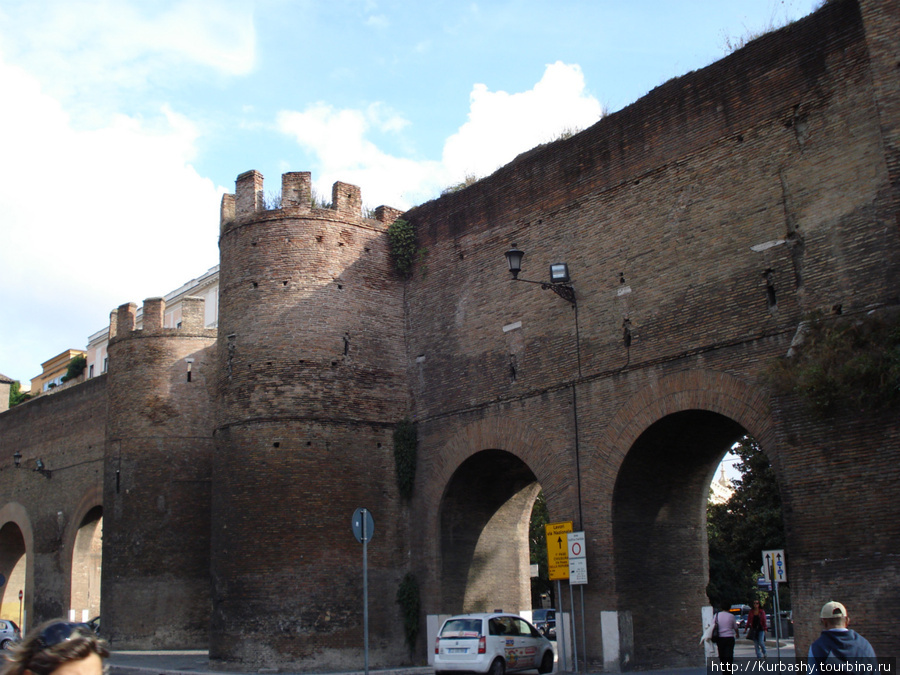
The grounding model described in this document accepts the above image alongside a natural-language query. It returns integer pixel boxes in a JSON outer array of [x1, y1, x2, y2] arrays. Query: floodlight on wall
[[13, 451, 21, 468], [34, 458, 51, 479], [504, 245, 576, 305]]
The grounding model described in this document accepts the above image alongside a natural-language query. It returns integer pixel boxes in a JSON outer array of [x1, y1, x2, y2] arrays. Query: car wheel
[[538, 651, 554, 674], [1, 639, 11, 650], [488, 658, 505, 675]]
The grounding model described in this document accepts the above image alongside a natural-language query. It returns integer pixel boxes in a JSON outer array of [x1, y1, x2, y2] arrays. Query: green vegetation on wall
[[396, 572, 420, 653], [387, 219, 424, 278], [394, 417, 417, 499], [767, 310, 900, 417]]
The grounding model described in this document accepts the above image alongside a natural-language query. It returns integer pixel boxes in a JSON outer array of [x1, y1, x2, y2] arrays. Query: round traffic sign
[[352, 508, 375, 543], [18, 590, 23, 601]]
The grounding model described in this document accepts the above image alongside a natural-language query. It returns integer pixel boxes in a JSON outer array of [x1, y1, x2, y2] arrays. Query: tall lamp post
[[504, 245, 586, 672]]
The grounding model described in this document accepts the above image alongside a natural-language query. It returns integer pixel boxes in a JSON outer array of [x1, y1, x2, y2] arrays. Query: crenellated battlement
[[109, 296, 215, 343], [219, 170, 402, 232]]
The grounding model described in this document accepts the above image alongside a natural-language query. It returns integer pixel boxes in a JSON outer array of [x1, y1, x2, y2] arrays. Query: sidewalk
[[107, 639, 795, 675]]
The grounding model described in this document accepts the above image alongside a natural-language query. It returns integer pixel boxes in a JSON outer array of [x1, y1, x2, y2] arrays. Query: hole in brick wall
[[509, 354, 517, 382], [307, 441, 312, 446], [338, 242, 345, 246], [316, 235, 323, 242], [365, 247, 370, 253], [832, 304, 843, 315], [267, 362, 272, 366], [338, 284, 343, 289], [736, 134, 744, 143], [251, 242, 257, 246], [763, 269, 777, 311], [331, 361, 338, 366], [273, 442, 280, 448], [283, 281, 288, 286], [252, 282, 258, 288], [377, 442, 382, 448]]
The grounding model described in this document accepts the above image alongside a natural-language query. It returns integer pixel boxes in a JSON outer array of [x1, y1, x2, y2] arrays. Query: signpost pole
[[353, 508, 374, 675], [569, 581, 578, 673], [363, 509, 369, 675], [557, 579, 566, 672], [580, 586, 586, 675]]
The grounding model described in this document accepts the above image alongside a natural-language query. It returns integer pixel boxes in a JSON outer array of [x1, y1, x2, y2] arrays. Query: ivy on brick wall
[[766, 309, 900, 417], [396, 572, 420, 653], [387, 219, 425, 278], [393, 417, 417, 499]]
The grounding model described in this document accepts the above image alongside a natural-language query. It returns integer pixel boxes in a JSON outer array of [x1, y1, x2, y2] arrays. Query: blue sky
[[0, 0, 822, 387]]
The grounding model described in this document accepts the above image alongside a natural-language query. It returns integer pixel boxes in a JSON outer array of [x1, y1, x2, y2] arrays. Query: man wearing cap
[[808, 601, 876, 674]]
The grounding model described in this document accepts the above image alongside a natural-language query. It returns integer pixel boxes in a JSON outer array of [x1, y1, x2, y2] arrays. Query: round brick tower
[[103, 296, 217, 648], [212, 171, 410, 670]]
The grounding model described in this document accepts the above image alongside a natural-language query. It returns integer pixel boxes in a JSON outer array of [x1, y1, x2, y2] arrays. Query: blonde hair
[[1, 620, 109, 675]]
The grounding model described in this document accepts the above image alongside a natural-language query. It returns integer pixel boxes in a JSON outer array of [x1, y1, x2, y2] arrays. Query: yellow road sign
[[545, 521, 573, 581]]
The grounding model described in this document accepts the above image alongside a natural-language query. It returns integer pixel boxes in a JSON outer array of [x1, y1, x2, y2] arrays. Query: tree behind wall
[[707, 436, 787, 610]]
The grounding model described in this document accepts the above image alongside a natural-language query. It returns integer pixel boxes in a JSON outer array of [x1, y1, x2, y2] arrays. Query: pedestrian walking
[[808, 601, 876, 675], [714, 605, 738, 666], [746, 599, 768, 658]]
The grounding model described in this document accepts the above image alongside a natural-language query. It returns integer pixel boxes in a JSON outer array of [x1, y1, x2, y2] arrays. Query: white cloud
[[276, 62, 604, 208], [442, 62, 604, 179], [277, 103, 448, 209], [0, 58, 223, 382], [0, 0, 255, 107]]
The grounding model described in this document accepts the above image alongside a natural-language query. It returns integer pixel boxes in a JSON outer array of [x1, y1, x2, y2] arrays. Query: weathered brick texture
[[1, 0, 898, 670]]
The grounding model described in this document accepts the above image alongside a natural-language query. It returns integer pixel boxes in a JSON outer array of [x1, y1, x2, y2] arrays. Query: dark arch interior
[[440, 449, 541, 615], [612, 410, 745, 668]]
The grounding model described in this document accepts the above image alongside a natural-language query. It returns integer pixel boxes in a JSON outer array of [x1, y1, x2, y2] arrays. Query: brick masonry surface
[[0, 0, 898, 671]]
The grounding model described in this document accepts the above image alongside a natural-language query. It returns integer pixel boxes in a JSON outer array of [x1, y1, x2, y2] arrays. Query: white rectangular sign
[[569, 557, 588, 585], [568, 531, 585, 559], [568, 532, 587, 584]]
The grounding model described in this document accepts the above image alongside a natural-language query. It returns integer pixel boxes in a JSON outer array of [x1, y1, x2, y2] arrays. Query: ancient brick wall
[[403, 0, 900, 666], [0, 376, 106, 625], [212, 172, 411, 670]]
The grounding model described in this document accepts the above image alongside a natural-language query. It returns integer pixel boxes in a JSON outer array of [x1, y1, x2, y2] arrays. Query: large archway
[[0, 522, 26, 625], [69, 506, 102, 623], [612, 410, 745, 667], [439, 449, 542, 615]]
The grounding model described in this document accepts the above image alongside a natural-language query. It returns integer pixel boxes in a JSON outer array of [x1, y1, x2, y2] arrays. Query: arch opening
[[612, 410, 745, 667], [70, 506, 102, 624], [0, 522, 26, 625], [440, 449, 542, 616]]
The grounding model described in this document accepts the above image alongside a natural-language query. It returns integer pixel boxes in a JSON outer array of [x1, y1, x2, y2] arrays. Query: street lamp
[[34, 458, 51, 479], [504, 246, 576, 305]]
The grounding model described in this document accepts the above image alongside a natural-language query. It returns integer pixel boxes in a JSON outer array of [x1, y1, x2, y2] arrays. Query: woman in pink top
[[714, 606, 738, 665]]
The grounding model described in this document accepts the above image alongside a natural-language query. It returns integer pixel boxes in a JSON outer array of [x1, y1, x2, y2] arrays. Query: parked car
[[0, 619, 21, 650], [530, 609, 556, 640], [434, 612, 555, 675]]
